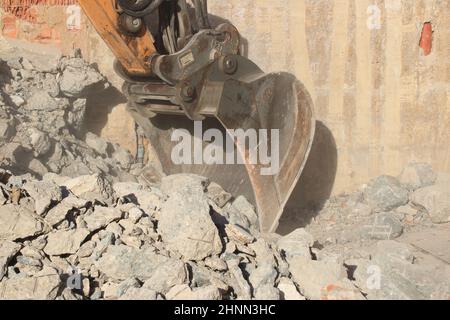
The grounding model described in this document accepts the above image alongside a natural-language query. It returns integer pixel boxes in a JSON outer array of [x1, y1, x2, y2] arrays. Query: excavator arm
[[78, 0, 316, 232]]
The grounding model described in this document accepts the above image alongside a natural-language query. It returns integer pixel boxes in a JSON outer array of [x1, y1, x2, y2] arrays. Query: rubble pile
[[0, 49, 138, 183], [0, 46, 448, 300]]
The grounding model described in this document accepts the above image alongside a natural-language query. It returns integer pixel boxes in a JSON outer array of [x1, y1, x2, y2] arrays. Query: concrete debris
[[277, 228, 314, 259], [411, 184, 450, 224], [64, 174, 115, 205], [84, 206, 123, 232], [0, 204, 45, 241], [23, 180, 63, 215], [399, 162, 437, 191], [58, 57, 105, 98], [159, 178, 222, 261], [0, 266, 60, 300], [95, 245, 169, 281], [0, 241, 22, 280], [44, 228, 90, 256], [364, 176, 409, 212], [1, 49, 449, 301]]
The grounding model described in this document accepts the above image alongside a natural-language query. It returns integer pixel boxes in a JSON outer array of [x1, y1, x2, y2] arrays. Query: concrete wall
[[2, 0, 450, 197]]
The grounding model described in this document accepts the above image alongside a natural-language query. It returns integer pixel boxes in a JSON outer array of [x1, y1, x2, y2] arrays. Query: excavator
[[77, 0, 315, 233]]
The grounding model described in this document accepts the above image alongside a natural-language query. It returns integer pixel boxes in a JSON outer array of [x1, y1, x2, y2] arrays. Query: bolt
[[223, 56, 238, 75]]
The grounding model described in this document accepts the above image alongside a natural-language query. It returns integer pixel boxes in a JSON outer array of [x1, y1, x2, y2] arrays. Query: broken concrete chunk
[[23, 180, 63, 215], [231, 196, 259, 227], [364, 176, 409, 212], [0, 266, 61, 300], [143, 259, 188, 294], [399, 162, 437, 191], [119, 288, 158, 300], [84, 206, 123, 232], [28, 128, 52, 157], [411, 184, 450, 224], [166, 284, 221, 300], [44, 228, 90, 256], [277, 228, 314, 259], [204, 257, 228, 272], [112, 146, 134, 170], [67, 99, 87, 132], [161, 174, 209, 196], [159, 188, 222, 261], [254, 285, 281, 300], [249, 263, 278, 292], [64, 174, 115, 204], [277, 278, 305, 300], [85, 132, 109, 156], [59, 64, 104, 98], [25, 91, 59, 112], [45, 196, 88, 227], [226, 259, 252, 300], [207, 182, 232, 208], [289, 256, 347, 300], [225, 224, 255, 245], [360, 213, 404, 240], [96, 245, 170, 281], [0, 241, 22, 280], [0, 204, 45, 241]]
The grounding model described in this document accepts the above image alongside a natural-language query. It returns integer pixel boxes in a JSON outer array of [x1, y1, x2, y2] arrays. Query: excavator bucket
[[127, 55, 315, 233], [78, 0, 315, 232]]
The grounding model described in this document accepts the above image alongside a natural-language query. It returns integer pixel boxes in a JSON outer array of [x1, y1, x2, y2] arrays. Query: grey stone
[[207, 182, 232, 208], [254, 285, 281, 300], [67, 99, 87, 132], [28, 128, 52, 157], [352, 245, 450, 300], [411, 184, 450, 224], [277, 228, 314, 259], [399, 162, 437, 191], [159, 185, 222, 261], [44, 228, 90, 256], [0, 241, 22, 280], [25, 91, 59, 111], [45, 196, 88, 227], [112, 146, 134, 170], [277, 278, 305, 300], [225, 224, 255, 245], [64, 174, 115, 204], [249, 263, 278, 292], [0, 118, 15, 142], [84, 206, 123, 232], [226, 259, 252, 300], [23, 180, 63, 215], [360, 213, 404, 240], [59, 64, 104, 98], [96, 245, 170, 281], [161, 174, 209, 196], [289, 256, 348, 300], [204, 257, 228, 272], [85, 132, 109, 156], [166, 284, 221, 300], [364, 176, 409, 212], [119, 288, 158, 300], [143, 259, 188, 294], [0, 204, 45, 241], [230, 196, 259, 229], [0, 266, 60, 300]]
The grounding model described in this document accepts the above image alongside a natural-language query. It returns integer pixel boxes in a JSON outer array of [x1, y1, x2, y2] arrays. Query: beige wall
[[2, 0, 450, 196]]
